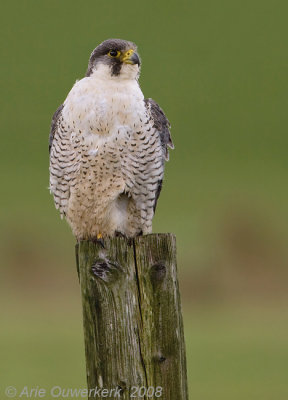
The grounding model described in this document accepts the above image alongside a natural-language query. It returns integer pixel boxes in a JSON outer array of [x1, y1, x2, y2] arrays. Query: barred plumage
[[49, 39, 173, 240]]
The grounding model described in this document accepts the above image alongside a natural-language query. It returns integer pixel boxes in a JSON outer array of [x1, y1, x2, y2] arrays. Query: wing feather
[[144, 98, 173, 214], [49, 104, 75, 216], [49, 104, 64, 153], [144, 98, 174, 161]]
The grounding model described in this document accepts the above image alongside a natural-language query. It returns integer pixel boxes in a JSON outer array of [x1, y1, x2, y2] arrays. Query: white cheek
[[93, 63, 112, 77], [92, 62, 139, 80], [120, 64, 140, 80]]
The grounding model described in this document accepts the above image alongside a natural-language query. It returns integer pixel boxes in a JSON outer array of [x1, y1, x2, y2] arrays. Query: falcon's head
[[86, 39, 141, 80]]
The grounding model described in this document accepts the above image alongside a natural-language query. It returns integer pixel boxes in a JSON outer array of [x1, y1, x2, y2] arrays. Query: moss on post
[[76, 233, 188, 400]]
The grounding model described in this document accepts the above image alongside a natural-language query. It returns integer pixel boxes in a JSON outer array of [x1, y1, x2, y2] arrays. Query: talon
[[92, 233, 105, 248], [115, 231, 127, 239]]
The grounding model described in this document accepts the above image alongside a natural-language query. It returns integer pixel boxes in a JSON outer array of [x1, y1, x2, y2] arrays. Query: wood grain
[[76, 234, 188, 400]]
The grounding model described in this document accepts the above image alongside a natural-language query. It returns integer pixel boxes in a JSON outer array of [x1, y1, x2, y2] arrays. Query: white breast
[[62, 65, 146, 144]]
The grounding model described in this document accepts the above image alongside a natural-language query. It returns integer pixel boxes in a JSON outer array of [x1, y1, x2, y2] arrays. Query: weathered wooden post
[[76, 233, 188, 400]]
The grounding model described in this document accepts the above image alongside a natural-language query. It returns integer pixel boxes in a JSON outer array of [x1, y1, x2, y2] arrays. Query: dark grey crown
[[86, 38, 140, 77]]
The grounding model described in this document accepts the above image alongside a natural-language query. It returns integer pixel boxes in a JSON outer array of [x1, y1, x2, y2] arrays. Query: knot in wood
[[150, 262, 166, 285], [153, 353, 167, 363], [91, 258, 122, 283], [159, 355, 167, 363], [116, 381, 126, 395]]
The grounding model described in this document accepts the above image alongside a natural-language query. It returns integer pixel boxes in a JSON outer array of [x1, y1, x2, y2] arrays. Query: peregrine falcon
[[49, 39, 173, 240]]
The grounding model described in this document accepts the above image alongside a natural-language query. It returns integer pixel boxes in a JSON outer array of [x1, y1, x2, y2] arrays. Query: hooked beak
[[121, 49, 140, 65]]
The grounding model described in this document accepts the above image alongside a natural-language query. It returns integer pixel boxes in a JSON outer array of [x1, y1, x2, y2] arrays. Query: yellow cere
[[120, 49, 135, 64]]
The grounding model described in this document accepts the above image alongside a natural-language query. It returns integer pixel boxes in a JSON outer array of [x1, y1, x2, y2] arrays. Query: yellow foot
[[94, 233, 104, 248]]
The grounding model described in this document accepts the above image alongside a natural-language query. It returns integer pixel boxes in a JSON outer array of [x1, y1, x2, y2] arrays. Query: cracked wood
[[76, 233, 188, 400]]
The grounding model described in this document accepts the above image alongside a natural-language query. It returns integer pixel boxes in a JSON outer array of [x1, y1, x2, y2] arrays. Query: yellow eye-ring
[[108, 49, 120, 58]]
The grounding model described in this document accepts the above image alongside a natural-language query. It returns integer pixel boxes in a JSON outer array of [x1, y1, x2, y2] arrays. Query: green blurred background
[[1, 0, 288, 398]]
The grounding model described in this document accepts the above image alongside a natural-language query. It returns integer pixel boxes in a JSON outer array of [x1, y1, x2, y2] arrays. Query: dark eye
[[108, 49, 119, 57]]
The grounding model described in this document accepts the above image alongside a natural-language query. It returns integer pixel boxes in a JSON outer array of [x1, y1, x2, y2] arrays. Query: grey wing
[[144, 98, 174, 212], [49, 104, 77, 216], [49, 104, 64, 153], [144, 98, 174, 161]]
